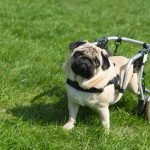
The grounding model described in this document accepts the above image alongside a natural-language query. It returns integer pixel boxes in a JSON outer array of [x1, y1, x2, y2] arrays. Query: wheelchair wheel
[[145, 97, 150, 121]]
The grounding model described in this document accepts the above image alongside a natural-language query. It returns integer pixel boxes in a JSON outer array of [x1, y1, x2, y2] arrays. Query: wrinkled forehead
[[73, 43, 102, 56]]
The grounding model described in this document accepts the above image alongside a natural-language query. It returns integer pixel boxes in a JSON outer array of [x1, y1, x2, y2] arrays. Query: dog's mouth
[[71, 55, 95, 79]]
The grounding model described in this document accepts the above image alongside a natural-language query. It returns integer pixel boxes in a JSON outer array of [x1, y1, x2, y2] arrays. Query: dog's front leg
[[63, 98, 79, 130], [98, 106, 110, 129]]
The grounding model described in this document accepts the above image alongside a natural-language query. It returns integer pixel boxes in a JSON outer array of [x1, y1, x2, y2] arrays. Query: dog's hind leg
[[129, 73, 139, 95], [63, 97, 79, 130]]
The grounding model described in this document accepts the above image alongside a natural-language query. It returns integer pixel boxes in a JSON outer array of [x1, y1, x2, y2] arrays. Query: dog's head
[[69, 41, 110, 79]]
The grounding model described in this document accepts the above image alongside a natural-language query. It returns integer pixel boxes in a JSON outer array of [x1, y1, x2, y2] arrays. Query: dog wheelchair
[[92, 36, 150, 120]]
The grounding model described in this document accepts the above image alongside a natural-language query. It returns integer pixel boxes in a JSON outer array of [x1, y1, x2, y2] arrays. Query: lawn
[[0, 0, 150, 149]]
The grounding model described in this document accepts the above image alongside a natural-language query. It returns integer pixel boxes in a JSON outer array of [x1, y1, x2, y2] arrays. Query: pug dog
[[62, 41, 139, 130]]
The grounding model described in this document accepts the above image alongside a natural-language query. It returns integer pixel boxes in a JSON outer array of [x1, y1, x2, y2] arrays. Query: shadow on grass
[[8, 86, 68, 125], [8, 85, 95, 126], [8, 86, 137, 126]]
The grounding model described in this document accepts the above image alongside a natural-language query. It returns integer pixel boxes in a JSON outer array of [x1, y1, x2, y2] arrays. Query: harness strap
[[66, 75, 123, 93]]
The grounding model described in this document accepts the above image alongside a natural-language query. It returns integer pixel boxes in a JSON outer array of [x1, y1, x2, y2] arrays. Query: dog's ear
[[69, 41, 86, 51], [101, 51, 110, 70]]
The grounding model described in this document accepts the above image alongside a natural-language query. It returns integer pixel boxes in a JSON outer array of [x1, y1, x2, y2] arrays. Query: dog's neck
[[76, 63, 117, 89]]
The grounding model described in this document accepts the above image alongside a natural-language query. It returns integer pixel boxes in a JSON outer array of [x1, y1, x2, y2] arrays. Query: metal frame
[[146, 88, 150, 93], [93, 36, 150, 46], [107, 36, 150, 46], [92, 36, 150, 102]]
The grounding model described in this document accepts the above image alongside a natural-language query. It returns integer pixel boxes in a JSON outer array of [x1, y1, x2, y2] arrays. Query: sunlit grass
[[0, 0, 150, 149]]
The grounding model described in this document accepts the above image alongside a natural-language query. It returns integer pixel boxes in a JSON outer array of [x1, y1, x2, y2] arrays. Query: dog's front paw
[[63, 122, 75, 130]]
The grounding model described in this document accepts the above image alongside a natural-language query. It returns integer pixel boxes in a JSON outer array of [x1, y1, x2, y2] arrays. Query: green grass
[[0, 0, 150, 149]]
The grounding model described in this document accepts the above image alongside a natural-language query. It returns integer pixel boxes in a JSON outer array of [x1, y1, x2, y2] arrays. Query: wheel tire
[[137, 99, 146, 116], [145, 97, 150, 121]]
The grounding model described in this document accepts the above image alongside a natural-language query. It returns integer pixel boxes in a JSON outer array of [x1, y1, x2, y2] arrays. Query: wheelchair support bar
[[107, 36, 150, 47], [122, 53, 143, 90], [145, 88, 150, 94], [93, 36, 150, 48]]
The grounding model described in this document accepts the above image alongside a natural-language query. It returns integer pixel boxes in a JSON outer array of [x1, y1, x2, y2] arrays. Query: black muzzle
[[71, 56, 95, 79]]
